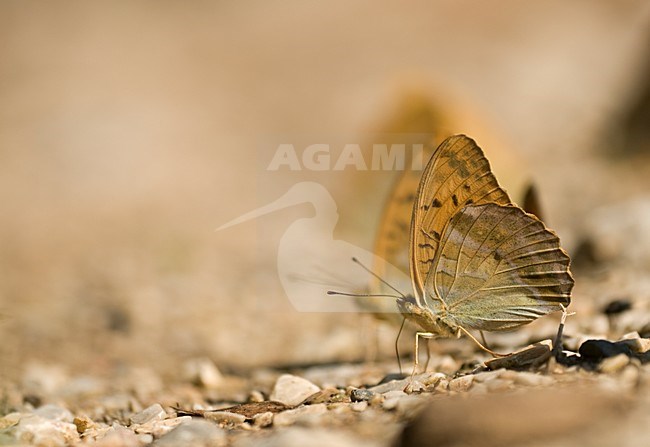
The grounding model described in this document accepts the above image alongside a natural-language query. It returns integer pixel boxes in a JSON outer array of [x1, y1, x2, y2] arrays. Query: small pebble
[[253, 411, 274, 428], [270, 374, 320, 407], [248, 390, 265, 403], [183, 358, 224, 389], [14, 415, 79, 446], [419, 372, 447, 386], [0, 413, 21, 430], [404, 379, 427, 394], [129, 403, 166, 425], [203, 411, 247, 426], [449, 375, 473, 392], [350, 401, 368, 412], [72, 416, 94, 434], [350, 388, 375, 402]]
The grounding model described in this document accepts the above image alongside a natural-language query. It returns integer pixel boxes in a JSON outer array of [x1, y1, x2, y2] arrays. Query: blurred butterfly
[[371, 135, 574, 362]]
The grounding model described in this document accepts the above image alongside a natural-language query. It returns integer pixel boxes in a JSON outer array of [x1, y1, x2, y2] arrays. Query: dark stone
[[350, 388, 375, 402], [578, 339, 633, 360]]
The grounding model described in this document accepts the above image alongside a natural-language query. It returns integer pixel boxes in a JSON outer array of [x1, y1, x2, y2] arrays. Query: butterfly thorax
[[396, 296, 459, 338]]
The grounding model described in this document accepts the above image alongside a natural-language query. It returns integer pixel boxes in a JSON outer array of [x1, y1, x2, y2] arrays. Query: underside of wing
[[427, 203, 573, 331], [410, 135, 511, 300]]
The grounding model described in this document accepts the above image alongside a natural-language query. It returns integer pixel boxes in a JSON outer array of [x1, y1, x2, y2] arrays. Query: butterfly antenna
[[350, 257, 406, 299], [326, 291, 403, 299]]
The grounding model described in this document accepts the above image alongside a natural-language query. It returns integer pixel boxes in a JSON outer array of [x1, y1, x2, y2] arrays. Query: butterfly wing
[[426, 203, 573, 331], [410, 135, 511, 303]]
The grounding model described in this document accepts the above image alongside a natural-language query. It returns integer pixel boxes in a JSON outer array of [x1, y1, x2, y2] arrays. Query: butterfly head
[[396, 295, 458, 338]]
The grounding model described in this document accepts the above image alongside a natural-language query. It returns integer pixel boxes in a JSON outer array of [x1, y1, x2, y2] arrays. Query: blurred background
[[1, 0, 650, 381]]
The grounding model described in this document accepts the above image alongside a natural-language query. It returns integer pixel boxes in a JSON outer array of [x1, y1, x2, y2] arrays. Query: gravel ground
[[2, 308, 650, 447]]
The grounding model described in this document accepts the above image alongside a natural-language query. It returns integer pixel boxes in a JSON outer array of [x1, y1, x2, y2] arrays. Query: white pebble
[[129, 403, 166, 425], [253, 411, 274, 428], [270, 374, 320, 407], [449, 375, 474, 392]]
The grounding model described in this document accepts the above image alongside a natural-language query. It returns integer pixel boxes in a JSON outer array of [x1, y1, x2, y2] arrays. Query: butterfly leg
[[424, 338, 432, 372], [405, 332, 434, 393], [479, 330, 490, 349], [459, 326, 508, 357], [409, 332, 434, 380], [552, 304, 575, 358], [395, 317, 407, 375]]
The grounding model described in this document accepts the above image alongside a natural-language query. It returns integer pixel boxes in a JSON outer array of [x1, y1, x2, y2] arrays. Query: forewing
[[427, 203, 573, 331], [410, 135, 511, 301]]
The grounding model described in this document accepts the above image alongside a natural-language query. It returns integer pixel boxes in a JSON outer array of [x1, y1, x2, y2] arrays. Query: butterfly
[[373, 135, 574, 360]]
